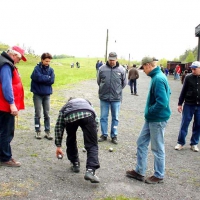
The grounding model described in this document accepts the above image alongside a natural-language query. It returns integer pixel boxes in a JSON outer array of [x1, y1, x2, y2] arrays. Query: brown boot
[[145, 176, 164, 184], [0, 158, 21, 167]]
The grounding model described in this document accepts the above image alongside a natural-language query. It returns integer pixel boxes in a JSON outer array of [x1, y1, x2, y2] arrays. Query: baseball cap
[[141, 56, 158, 65], [190, 61, 200, 68], [12, 46, 27, 61], [108, 52, 117, 60]]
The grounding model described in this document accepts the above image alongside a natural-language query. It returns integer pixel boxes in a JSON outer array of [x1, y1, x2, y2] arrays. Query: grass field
[[17, 54, 130, 104]]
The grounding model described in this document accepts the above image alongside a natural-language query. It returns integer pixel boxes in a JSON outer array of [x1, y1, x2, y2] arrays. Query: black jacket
[[178, 74, 200, 105]]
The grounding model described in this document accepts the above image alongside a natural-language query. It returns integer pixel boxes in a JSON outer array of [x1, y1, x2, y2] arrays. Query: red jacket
[[176, 65, 181, 74], [0, 67, 24, 112]]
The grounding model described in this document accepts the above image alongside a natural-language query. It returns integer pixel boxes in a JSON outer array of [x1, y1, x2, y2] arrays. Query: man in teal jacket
[[126, 56, 171, 184]]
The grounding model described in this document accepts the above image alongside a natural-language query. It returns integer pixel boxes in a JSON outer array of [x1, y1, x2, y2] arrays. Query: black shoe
[[111, 137, 118, 144], [126, 170, 145, 182], [84, 169, 100, 183], [71, 162, 80, 173], [98, 135, 107, 142]]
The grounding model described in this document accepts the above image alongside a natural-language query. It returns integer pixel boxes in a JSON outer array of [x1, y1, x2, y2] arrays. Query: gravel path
[[0, 70, 200, 200]]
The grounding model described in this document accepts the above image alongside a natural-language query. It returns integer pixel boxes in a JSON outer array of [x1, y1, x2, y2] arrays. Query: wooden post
[[105, 29, 108, 62]]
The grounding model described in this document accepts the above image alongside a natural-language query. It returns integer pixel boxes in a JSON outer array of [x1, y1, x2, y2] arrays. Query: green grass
[[18, 54, 131, 103]]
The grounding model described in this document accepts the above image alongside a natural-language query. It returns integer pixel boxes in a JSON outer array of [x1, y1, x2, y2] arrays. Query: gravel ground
[[0, 70, 200, 200]]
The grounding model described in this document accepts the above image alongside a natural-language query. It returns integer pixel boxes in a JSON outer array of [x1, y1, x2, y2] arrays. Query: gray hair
[[7, 49, 22, 59]]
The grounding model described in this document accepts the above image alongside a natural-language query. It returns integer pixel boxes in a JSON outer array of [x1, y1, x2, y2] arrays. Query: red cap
[[12, 46, 27, 61]]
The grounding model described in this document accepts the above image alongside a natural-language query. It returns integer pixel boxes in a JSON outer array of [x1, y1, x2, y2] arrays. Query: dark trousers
[[65, 115, 100, 170], [130, 79, 137, 94], [0, 111, 15, 162]]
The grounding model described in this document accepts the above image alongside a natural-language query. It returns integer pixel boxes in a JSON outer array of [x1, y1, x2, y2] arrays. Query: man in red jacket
[[0, 46, 26, 167]]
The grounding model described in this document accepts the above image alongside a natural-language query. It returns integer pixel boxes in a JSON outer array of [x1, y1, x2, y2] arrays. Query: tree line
[[0, 42, 198, 64]]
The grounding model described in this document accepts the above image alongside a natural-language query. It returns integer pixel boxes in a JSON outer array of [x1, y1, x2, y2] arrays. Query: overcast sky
[[1, 0, 200, 61]]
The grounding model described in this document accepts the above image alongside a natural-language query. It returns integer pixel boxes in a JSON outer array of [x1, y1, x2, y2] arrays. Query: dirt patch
[[0, 71, 200, 200]]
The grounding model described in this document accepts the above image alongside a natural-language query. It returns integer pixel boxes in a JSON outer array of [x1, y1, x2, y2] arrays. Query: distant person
[[97, 52, 127, 144], [54, 97, 100, 183], [175, 64, 181, 80], [175, 61, 200, 152], [0, 46, 27, 167], [164, 68, 169, 76], [76, 62, 80, 68], [126, 56, 171, 184], [30, 53, 55, 140], [181, 70, 188, 84], [95, 60, 100, 73], [70, 63, 74, 68], [128, 64, 139, 95], [160, 64, 164, 73]]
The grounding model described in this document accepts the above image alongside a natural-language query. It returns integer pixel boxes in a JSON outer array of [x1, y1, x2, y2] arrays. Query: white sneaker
[[190, 145, 199, 152], [174, 144, 183, 150]]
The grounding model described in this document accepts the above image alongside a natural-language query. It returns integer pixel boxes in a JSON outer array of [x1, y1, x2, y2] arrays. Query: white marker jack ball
[[109, 147, 113, 152], [58, 154, 63, 159]]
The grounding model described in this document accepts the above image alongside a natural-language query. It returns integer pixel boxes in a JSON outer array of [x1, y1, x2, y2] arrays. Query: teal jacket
[[144, 67, 171, 122]]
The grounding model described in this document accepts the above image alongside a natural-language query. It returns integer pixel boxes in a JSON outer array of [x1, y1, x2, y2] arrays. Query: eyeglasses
[[191, 68, 196, 70], [15, 54, 22, 60]]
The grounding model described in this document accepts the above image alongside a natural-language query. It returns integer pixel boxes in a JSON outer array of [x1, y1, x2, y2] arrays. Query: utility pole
[[195, 24, 200, 60], [128, 53, 130, 67], [105, 29, 108, 62]]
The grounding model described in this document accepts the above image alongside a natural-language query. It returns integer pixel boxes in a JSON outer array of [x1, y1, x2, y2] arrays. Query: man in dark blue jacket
[[30, 53, 55, 140]]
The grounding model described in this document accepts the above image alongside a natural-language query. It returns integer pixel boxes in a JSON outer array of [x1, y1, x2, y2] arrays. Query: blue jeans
[[0, 111, 15, 162], [130, 79, 137, 94], [33, 94, 50, 133], [135, 121, 167, 179], [177, 104, 200, 146], [100, 100, 121, 138]]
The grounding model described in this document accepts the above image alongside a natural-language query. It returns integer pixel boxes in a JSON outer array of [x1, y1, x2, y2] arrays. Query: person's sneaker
[[126, 170, 145, 182], [134, 93, 139, 96], [35, 132, 42, 139], [44, 132, 53, 140], [190, 145, 199, 152], [111, 137, 118, 144], [145, 176, 164, 184], [0, 158, 21, 167], [98, 135, 107, 142], [71, 162, 80, 173], [174, 143, 183, 150], [84, 169, 100, 183]]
